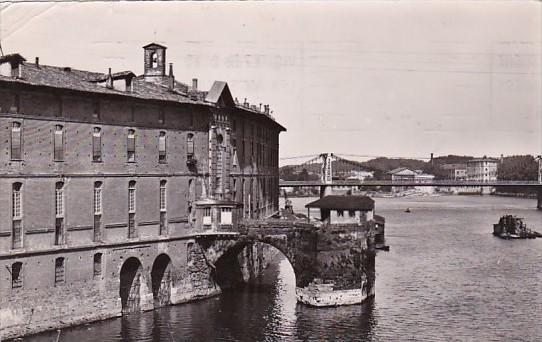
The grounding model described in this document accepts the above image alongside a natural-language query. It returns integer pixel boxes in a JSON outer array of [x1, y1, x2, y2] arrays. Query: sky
[[0, 1, 540, 164]]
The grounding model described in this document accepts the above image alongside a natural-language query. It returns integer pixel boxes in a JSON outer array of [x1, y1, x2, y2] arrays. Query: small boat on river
[[493, 215, 542, 239]]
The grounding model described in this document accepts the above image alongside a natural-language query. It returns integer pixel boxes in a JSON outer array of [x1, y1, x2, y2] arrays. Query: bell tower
[[143, 43, 167, 78]]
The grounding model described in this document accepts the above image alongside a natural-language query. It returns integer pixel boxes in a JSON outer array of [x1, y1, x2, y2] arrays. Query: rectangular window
[[94, 215, 101, 242], [159, 132, 166, 163], [127, 129, 136, 162], [128, 213, 136, 238], [11, 263, 23, 289], [221, 207, 232, 225], [93, 253, 102, 278], [92, 128, 102, 162], [202, 207, 212, 226], [93, 101, 101, 119], [12, 220, 22, 249], [55, 218, 64, 245], [159, 211, 167, 236], [54, 125, 64, 161], [11, 122, 22, 160], [55, 258, 65, 284]]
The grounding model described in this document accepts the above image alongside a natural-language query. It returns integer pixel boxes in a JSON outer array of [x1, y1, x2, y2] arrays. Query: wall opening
[[151, 254, 172, 308], [119, 257, 143, 315], [213, 242, 295, 292]]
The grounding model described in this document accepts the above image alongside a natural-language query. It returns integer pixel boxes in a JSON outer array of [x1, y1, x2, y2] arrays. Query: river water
[[25, 195, 542, 341]]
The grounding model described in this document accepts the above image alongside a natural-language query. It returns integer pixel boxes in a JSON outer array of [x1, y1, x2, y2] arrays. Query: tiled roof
[[0, 53, 285, 130], [0, 62, 203, 104], [305, 195, 374, 211]]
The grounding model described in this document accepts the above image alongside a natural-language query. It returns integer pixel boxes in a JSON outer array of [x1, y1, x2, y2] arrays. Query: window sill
[[92, 160, 103, 163], [10, 159, 23, 162]]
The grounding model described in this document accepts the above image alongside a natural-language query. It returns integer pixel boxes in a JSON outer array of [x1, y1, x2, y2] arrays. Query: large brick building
[[0, 43, 285, 339]]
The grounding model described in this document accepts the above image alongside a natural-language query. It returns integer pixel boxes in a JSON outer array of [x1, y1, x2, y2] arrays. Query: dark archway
[[151, 254, 172, 308], [120, 257, 143, 314], [213, 241, 296, 291]]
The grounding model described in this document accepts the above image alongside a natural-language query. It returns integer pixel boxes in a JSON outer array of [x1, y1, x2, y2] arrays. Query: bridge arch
[[213, 240, 296, 291], [119, 257, 144, 314], [151, 253, 173, 308]]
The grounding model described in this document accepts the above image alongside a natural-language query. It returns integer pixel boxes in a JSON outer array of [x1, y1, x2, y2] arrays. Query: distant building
[[466, 157, 498, 182], [387, 167, 435, 194], [466, 157, 499, 195], [347, 170, 374, 181], [441, 163, 467, 180], [305, 195, 375, 225]]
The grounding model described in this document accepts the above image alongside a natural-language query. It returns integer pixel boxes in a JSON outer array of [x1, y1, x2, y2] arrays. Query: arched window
[[54, 125, 64, 161], [55, 257, 65, 284], [159, 180, 167, 212], [94, 181, 102, 215], [55, 182, 64, 218], [54, 182, 65, 245], [159, 180, 167, 235], [11, 262, 23, 288], [12, 182, 23, 220], [151, 52, 158, 68], [127, 129, 136, 162], [12, 182, 23, 248], [92, 127, 102, 162], [94, 181, 103, 242], [128, 181, 137, 238], [158, 131, 166, 163], [128, 181, 136, 213], [11, 121, 22, 160], [187, 133, 194, 158]]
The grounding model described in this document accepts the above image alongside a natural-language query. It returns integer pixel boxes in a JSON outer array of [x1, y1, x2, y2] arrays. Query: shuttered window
[[127, 129, 136, 162], [11, 122, 22, 160], [159, 131, 166, 162], [92, 127, 102, 162], [54, 125, 64, 161], [55, 257, 65, 284]]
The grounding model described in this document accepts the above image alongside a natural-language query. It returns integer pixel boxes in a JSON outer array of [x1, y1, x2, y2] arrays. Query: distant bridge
[[280, 153, 542, 208], [279, 180, 542, 188]]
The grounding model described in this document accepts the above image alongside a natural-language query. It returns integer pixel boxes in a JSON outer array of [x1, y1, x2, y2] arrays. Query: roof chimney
[[259, 103, 262, 111], [35, 57, 39, 67], [105, 68, 113, 89], [168, 63, 175, 91], [192, 78, 198, 91]]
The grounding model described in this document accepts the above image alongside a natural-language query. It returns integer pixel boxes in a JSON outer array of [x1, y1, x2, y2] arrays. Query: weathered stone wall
[[0, 238, 223, 340]]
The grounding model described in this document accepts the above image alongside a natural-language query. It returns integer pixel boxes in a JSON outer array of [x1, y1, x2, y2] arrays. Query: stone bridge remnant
[[198, 194, 378, 307]]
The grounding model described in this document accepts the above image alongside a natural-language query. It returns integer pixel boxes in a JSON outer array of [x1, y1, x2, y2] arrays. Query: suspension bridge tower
[[320, 153, 334, 198]]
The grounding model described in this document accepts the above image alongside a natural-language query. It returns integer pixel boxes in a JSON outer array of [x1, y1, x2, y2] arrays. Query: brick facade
[[0, 44, 285, 339]]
